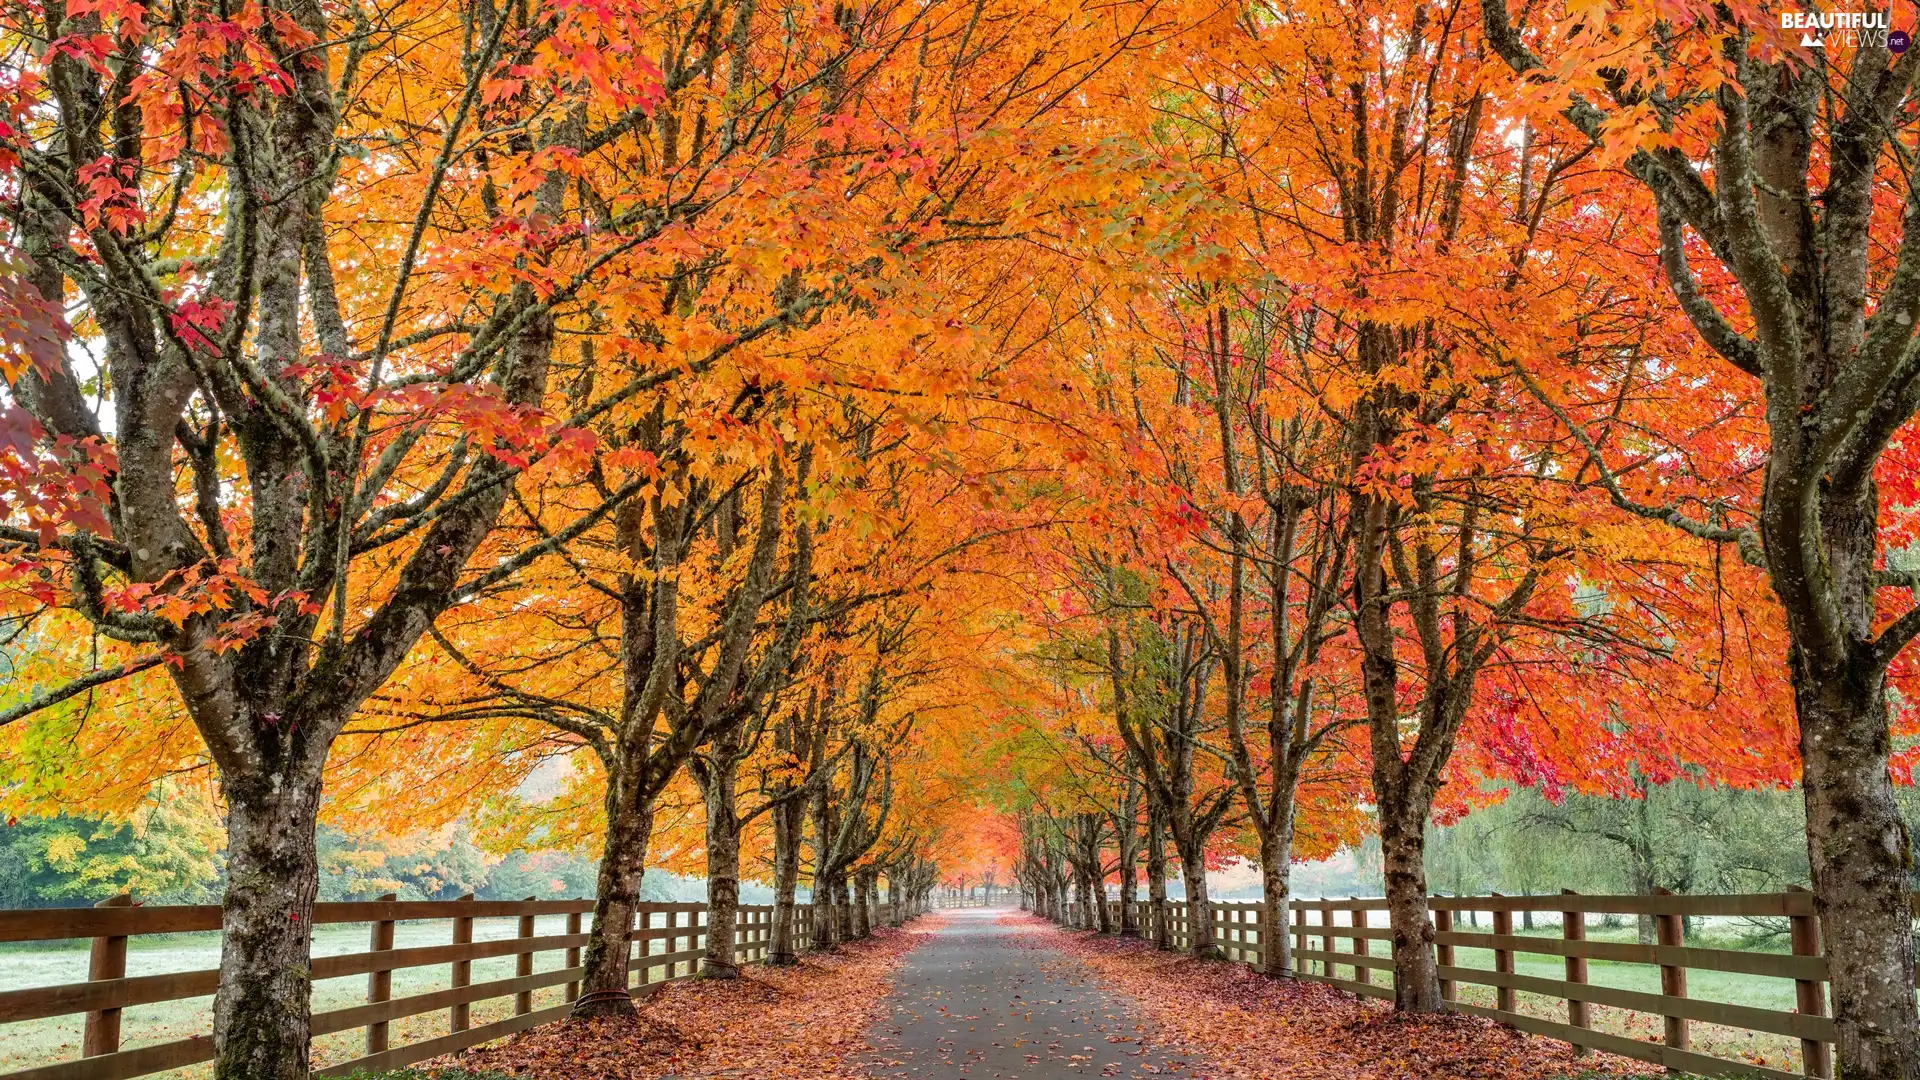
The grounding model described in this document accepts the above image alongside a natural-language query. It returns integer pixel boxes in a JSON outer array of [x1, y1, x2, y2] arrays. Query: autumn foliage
[[2, 0, 1919, 1072]]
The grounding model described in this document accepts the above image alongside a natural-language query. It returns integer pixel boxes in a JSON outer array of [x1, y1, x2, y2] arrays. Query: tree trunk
[[699, 757, 742, 979], [809, 776, 838, 951], [1177, 845, 1215, 958], [768, 797, 804, 965], [1259, 816, 1294, 976], [1147, 810, 1171, 950], [811, 873, 838, 951], [1380, 809, 1443, 1012], [852, 871, 872, 939], [1117, 828, 1140, 937], [1797, 665, 1920, 1080], [574, 792, 654, 1017], [833, 875, 854, 942], [211, 771, 322, 1080]]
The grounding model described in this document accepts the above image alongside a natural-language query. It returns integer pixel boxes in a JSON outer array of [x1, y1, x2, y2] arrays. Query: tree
[[1105, 601, 1238, 956], [407, 445, 815, 1013], [1479, 6, 1920, 1072], [0, 0, 700, 1066], [1158, 294, 1362, 975]]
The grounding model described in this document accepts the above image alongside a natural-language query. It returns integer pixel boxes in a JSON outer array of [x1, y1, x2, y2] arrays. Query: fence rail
[[1058, 888, 1845, 1080], [0, 895, 898, 1080], [933, 893, 1011, 909]]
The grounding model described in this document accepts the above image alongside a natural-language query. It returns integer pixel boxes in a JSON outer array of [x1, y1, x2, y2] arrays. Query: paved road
[[867, 909, 1209, 1079]]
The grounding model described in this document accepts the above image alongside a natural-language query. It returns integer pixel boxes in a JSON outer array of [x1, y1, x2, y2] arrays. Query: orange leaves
[[530, 0, 666, 113], [101, 559, 270, 634]]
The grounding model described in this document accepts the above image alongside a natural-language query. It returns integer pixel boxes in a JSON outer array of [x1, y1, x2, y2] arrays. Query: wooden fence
[[0, 895, 897, 1080], [1060, 889, 1842, 1080], [934, 891, 1010, 909]]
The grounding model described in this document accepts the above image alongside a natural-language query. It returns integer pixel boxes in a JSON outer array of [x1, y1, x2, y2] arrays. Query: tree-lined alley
[[0, 0, 1917, 1076]]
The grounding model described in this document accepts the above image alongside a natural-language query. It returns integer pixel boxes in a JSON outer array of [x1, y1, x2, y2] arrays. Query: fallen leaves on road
[[430, 926, 924, 1080], [1014, 914, 1660, 1080]]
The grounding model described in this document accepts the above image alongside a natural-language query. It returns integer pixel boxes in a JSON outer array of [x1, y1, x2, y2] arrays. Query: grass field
[[1435, 931, 1800, 1074], [0, 915, 698, 1078]]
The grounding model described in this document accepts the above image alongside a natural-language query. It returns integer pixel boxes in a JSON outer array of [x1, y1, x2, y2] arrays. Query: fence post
[[1434, 903, 1455, 1003], [1655, 886, 1690, 1062], [450, 892, 475, 1034], [82, 892, 133, 1058], [636, 907, 651, 985], [641, 899, 656, 983], [1785, 885, 1831, 1079], [1314, 906, 1329, 977], [1562, 889, 1589, 1055], [673, 908, 686, 979], [1786, 885, 1831, 1079], [1491, 894, 1514, 1013], [1291, 901, 1303, 978], [631, 907, 647, 988], [565, 907, 583, 1003], [1351, 900, 1371, 986], [515, 896, 536, 1015], [366, 892, 398, 1054]]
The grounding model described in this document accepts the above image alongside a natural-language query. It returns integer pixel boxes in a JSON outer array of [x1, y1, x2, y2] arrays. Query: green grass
[[0, 916, 696, 1078]]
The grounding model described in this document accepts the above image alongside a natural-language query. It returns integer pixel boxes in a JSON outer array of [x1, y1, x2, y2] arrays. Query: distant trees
[[0, 800, 617, 907], [0, 787, 223, 907], [1426, 783, 1815, 920]]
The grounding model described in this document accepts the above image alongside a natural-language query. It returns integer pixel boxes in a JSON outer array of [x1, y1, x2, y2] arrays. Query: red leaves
[[0, 279, 113, 548], [75, 156, 146, 234], [169, 296, 234, 354]]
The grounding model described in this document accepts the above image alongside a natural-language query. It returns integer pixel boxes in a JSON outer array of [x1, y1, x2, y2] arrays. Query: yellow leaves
[[42, 831, 86, 866]]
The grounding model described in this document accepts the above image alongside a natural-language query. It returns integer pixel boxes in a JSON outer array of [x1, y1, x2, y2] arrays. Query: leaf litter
[[1011, 913, 1662, 1080], [430, 926, 924, 1079]]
